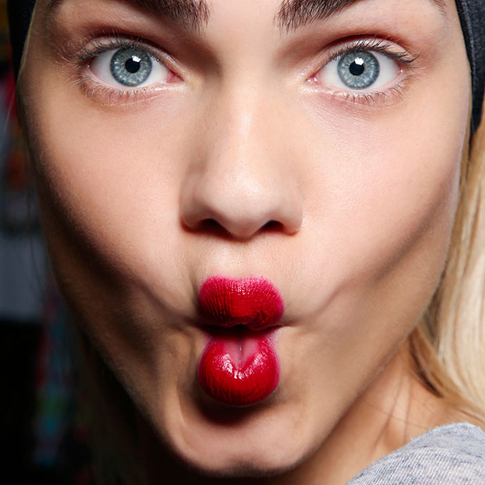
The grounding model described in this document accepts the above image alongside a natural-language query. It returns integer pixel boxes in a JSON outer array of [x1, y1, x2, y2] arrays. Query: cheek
[[333, 117, 460, 265], [32, 93, 182, 236], [24, 86, 208, 397], [25, 71, 205, 310], [293, 73, 467, 314], [274, 85, 468, 437]]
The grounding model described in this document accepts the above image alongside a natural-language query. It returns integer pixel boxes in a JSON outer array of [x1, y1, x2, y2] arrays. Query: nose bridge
[[213, 84, 278, 193], [181, 81, 303, 239]]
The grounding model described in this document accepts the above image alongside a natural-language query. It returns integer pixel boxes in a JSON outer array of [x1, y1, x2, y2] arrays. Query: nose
[[181, 92, 303, 240]]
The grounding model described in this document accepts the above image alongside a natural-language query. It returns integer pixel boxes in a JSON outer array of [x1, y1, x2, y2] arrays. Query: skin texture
[[21, 0, 470, 483]]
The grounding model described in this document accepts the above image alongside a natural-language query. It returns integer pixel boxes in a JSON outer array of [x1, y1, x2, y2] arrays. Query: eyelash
[[71, 36, 418, 105], [331, 39, 418, 67], [312, 38, 419, 105]]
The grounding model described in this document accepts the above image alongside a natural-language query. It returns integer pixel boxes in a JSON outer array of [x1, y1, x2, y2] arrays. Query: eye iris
[[110, 48, 152, 87], [337, 51, 379, 90]]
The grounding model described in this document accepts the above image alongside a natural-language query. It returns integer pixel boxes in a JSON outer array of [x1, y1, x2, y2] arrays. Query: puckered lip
[[198, 276, 284, 331]]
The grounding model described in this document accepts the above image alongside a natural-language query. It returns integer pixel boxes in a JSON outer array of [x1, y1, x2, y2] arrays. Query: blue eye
[[319, 49, 401, 92], [90, 47, 170, 88], [110, 49, 153, 87], [337, 51, 379, 90]]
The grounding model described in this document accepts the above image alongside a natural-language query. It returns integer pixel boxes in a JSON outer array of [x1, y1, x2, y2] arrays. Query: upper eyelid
[[325, 38, 419, 66], [76, 36, 172, 68], [74, 35, 418, 75]]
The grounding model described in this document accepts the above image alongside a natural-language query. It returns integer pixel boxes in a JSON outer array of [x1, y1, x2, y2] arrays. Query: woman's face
[[23, 0, 469, 478]]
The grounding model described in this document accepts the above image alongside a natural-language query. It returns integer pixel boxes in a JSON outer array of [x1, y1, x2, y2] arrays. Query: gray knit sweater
[[346, 423, 485, 484]]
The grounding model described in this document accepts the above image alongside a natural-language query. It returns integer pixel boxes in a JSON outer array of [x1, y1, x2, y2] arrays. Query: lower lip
[[197, 332, 279, 407]]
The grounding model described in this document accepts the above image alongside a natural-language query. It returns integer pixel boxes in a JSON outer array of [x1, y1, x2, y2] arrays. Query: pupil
[[349, 59, 365, 76], [125, 56, 141, 74]]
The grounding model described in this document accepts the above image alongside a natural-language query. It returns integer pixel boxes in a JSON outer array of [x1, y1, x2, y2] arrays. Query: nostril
[[193, 218, 231, 237], [200, 218, 286, 239], [181, 178, 303, 239], [262, 220, 283, 232], [183, 216, 286, 239]]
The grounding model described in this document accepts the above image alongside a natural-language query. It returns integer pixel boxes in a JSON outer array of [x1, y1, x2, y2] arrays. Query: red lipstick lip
[[197, 333, 279, 407], [198, 276, 284, 330], [197, 277, 283, 407]]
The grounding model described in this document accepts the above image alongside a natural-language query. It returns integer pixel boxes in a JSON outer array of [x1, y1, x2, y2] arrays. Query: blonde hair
[[411, 105, 485, 422]]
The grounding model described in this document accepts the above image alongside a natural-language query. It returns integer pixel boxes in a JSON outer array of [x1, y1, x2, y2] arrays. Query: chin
[[170, 437, 307, 480], [141, 386, 319, 480], [179, 452, 301, 480]]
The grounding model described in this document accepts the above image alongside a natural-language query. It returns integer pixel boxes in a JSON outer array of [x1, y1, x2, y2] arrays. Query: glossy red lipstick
[[197, 277, 283, 407], [198, 276, 284, 330]]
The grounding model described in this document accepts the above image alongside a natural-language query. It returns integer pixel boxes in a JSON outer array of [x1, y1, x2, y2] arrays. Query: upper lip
[[198, 276, 284, 331]]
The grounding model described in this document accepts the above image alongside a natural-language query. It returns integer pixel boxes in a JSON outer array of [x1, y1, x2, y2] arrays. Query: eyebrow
[[276, 0, 360, 31], [47, 0, 211, 31], [47, 0, 446, 34], [275, 0, 446, 32]]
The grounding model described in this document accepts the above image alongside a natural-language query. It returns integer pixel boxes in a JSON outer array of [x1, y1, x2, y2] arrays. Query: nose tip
[[180, 86, 304, 241], [181, 177, 302, 240]]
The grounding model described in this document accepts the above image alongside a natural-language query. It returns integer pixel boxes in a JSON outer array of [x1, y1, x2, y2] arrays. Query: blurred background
[[0, 1, 93, 482]]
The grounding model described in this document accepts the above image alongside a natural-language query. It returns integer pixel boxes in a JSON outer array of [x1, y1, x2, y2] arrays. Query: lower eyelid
[[315, 79, 409, 109], [76, 74, 171, 105], [74, 63, 178, 106]]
